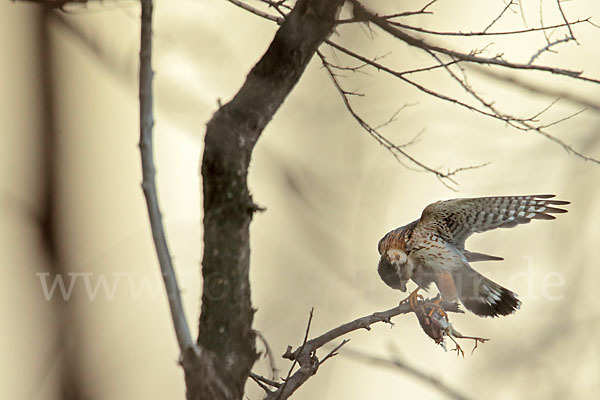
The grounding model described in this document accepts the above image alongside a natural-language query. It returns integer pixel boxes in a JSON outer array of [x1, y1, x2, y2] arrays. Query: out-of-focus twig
[[138, 0, 196, 355], [255, 330, 279, 380], [340, 347, 473, 400]]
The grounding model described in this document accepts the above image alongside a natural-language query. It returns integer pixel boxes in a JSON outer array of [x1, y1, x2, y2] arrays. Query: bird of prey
[[377, 195, 569, 317]]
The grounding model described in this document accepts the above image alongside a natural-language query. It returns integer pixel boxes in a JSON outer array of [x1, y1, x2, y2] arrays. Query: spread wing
[[416, 194, 569, 253]]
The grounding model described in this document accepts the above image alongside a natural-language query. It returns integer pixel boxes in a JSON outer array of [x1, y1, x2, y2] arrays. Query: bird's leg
[[400, 287, 423, 309], [428, 271, 458, 320], [458, 335, 489, 355], [442, 324, 489, 356], [427, 297, 448, 320], [447, 334, 465, 358]]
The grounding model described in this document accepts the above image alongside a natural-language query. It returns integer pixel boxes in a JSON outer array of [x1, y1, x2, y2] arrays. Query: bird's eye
[[386, 249, 407, 264]]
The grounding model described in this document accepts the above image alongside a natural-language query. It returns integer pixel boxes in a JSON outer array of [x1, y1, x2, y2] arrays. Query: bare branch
[[138, 0, 196, 356], [256, 330, 279, 381], [556, 0, 577, 41], [340, 347, 472, 400], [265, 300, 464, 400], [277, 308, 315, 398], [470, 63, 600, 112], [325, 40, 518, 128], [372, 103, 417, 130], [483, 0, 517, 33], [445, 162, 492, 178], [258, 0, 293, 16], [318, 48, 490, 188], [528, 36, 574, 65], [249, 372, 273, 394], [348, 0, 600, 83], [400, 59, 463, 75], [325, 35, 600, 164], [387, 18, 592, 37], [224, 0, 600, 167], [226, 0, 283, 23], [424, 51, 600, 163], [589, 18, 600, 29], [250, 372, 281, 390], [338, 0, 438, 23], [320, 339, 350, 364]]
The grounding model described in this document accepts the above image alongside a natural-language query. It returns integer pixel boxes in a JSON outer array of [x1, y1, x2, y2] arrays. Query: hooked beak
[[399, 280, 407, 292]]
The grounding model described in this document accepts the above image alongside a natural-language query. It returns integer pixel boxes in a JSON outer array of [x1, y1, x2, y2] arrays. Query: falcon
[[377, 195, 569, 317]]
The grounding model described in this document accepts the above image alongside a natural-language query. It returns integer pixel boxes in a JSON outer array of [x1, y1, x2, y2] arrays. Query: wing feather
[[416, 194, 569, 249]]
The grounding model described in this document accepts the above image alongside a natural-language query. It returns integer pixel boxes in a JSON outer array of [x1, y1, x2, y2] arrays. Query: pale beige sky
[[1, 1, 599, 399]]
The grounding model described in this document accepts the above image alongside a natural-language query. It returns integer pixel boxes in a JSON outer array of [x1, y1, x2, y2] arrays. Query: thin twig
[[256, 330, 279, 380], [250, 372, 282, 389], [266, 300, 463, 400], [556, 0, 576, 42], [249, 372, 272, 393], [226, 0, 283, 23], [387, 18, 591, 37], [276, 308, 314, 399], [325, 39, 517, 122], [318, 49, 488, 189], [469, 63, 600, 113], [428, 50, 599, 162], [528, 36, 573, 64], [325, 40, 515, 127], [257, 0, 292, 17], [483, 0, 516, 33], [337, 0, 438, 23], [325, 39, 600, 164], [138, 0, 195, 354], [227, 0, 600, 166], [320, 339, 350, 364], [348, 0, 600, 84]]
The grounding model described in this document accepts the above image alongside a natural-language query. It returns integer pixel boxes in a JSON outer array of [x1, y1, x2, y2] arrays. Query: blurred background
[[1, 0, 599, 399]]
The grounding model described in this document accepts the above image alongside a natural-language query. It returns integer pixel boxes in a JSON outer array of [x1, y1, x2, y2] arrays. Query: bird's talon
[[452, 343, 465, 357], [446, 334, 465, 357], [426, 298, 448, 320], [400, 287, 423, 310]]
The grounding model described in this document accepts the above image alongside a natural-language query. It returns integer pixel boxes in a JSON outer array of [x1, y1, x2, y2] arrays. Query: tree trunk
[[186, 1, 345, 399]]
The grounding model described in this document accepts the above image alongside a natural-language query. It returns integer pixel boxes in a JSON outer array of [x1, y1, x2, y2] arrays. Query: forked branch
[[226, 0, 600, 179], [251, 298, 479, 399]]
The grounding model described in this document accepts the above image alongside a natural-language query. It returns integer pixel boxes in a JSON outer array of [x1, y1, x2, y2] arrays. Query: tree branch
[[138, 0, 195, 355], [226, 0, 282, 23], [192, 1, 345, 399], [348, 0, 600, 84], [317, 49, 494, 189], [388, 18, 592, 37], [483, 0, 516, 33], [323, 39, 600, 164], [228, 0, 600, 171], [528, 36, 574, 65], [555, 0, 577, 42], [261, 300, 464, 399], [255, 330, 279, 380]]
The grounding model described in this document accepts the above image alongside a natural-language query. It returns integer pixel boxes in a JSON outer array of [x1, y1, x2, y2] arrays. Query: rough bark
[[190, 1, 345, 399]]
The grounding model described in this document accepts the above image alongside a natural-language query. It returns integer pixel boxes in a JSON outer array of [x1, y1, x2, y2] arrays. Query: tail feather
[[463, 250, 504, 262], [453, 265, 520, 317]]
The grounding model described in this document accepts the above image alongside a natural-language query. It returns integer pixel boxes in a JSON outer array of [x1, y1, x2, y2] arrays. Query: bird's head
[[377, 248, 414, 292]]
